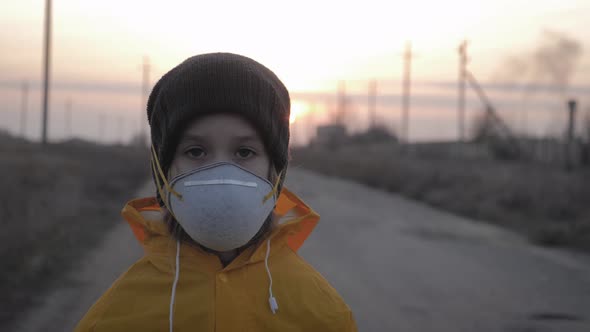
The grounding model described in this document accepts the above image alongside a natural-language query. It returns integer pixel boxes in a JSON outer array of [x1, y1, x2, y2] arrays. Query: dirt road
[[12, 169, 590, 331]]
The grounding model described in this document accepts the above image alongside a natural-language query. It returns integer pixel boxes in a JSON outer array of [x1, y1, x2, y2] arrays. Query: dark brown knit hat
[[147, 53, 291, 205]]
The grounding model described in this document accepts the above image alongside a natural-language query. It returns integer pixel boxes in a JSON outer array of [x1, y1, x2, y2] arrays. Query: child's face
[[168, 113, 270, 181]]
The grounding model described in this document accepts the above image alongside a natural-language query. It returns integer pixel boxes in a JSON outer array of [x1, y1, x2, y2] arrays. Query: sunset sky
[[1, 0, 589, 143]]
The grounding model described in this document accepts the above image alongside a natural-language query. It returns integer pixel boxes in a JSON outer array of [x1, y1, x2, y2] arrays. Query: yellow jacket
[[75, 188, 357, 332]]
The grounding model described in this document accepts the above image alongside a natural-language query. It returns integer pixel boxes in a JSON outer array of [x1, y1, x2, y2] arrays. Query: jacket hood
[[120, 187, 319, 272]]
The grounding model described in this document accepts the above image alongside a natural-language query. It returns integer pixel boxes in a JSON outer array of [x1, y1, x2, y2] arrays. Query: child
[[75, 53, 357, 332]]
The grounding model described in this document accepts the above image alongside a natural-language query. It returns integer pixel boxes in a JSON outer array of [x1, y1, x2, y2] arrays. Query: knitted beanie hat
[[147, 53, 291, 205]]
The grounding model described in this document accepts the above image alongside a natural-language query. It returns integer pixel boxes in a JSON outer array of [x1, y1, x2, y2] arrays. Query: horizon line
[[1, 79, 589, 97]]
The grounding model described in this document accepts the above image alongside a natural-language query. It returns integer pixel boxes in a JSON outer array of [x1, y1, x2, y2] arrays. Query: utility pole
[[296, 116, 303, 147], [309, 102, 317, 145], [567, 100, 577, 143], [41, 0, 52, 144], [301, 107, 309, 147], [337, 80, 346, 125], [458, 40, 468, 142], [521, 103, 528, 137], [118, 116, 124, 144], [368, 79, 377, 129], [401, 41, 413, 143], [20, 81, 29, 138], [98, 112, 105, 144], [141, 56, 151, 147], [64, 99, 72, 138]]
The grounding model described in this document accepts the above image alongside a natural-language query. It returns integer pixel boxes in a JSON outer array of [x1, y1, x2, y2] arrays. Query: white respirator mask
[[150, 145, 281, 252]]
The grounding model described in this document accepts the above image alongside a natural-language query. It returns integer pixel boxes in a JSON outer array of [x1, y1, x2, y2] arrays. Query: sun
[[290, 101, 308, 125]]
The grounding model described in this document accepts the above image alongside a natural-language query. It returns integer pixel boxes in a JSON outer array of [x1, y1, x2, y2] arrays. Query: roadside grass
[[0, 136, 149, 329], [292, 143, 590, 252]]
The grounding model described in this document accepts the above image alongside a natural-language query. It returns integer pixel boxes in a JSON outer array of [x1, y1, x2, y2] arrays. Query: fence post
[[566, 99, 577, 170]]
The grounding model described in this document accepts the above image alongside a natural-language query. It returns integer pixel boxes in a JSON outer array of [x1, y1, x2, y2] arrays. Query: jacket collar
[[120, 187, 319, 272]]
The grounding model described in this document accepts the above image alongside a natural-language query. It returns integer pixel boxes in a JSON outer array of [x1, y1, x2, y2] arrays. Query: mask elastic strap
[[151, 144, 183, 200], [150, 145, 183, 221], [152, 144, 182, 199], [150, 160, 181, 222], [263, 169, 283, 204], [151, 157, 174, 208]]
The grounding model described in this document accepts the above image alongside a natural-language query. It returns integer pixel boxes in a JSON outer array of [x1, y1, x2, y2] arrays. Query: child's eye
[[235, 148, 256, 159], [185, 147, 206, 159]]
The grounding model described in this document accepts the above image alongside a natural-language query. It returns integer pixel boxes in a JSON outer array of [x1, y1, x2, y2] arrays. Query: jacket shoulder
[[273, 246, 358, 332], [74, 257, 169, 332]]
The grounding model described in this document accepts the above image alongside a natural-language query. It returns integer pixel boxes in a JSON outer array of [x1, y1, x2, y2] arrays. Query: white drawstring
[[169, 240, 181, 332], [169, 238, 277, 329], [265, 239, 279, 314]]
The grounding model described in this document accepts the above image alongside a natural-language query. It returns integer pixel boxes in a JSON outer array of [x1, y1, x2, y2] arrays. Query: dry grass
[[0, 135, 149, 328], [292, 142, 590, 252]]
